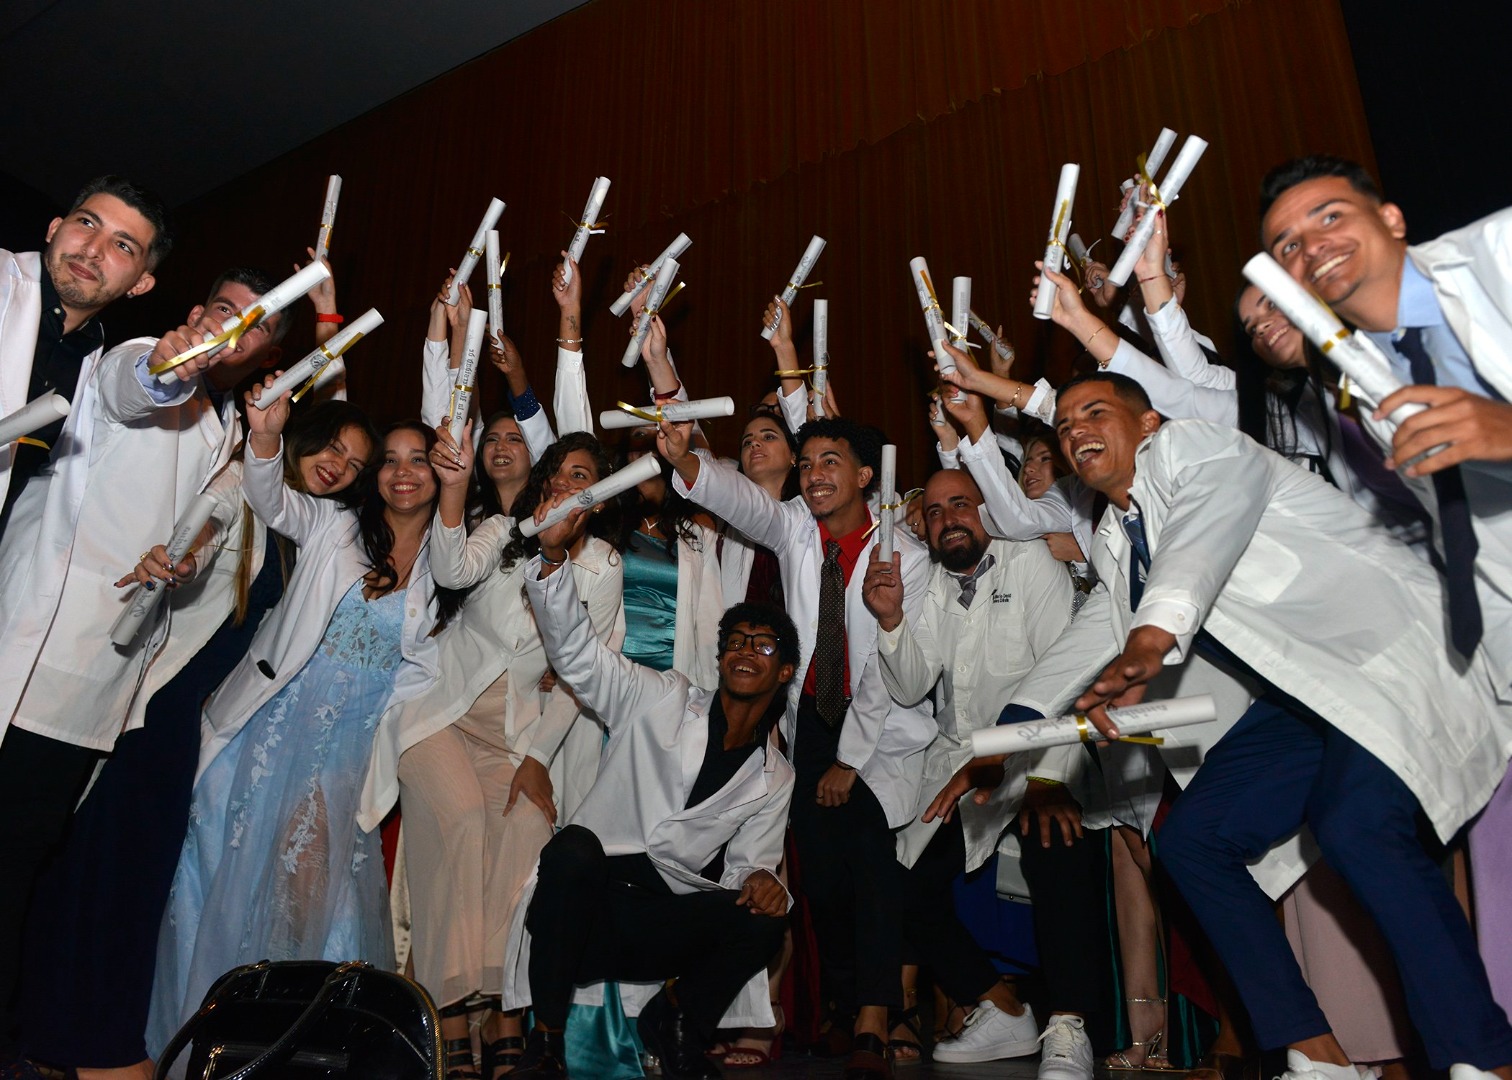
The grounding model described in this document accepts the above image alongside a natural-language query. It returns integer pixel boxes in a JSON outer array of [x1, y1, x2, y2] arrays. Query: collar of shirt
[[1395, 256, 1444, 332], [817, 512, 875, 586], [1363, 255, 1493, 399], [947, 552, 996, 608]]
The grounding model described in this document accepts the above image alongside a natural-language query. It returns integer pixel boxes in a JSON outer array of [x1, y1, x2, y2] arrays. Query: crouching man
[[508, 493, 794, 1080]]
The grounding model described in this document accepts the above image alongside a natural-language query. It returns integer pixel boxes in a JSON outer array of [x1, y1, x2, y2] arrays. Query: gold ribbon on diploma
[[15, 437, 48, 450], [563, 211, 608, 236], [643, 281, 687, 319], [148, 305, 267, 376], [615, 401, 664, 425], [918, 270, 944, 319], [787, 279, 824, 293], [292, 331, 368, 403], [1135, 154, 1169, 215], [861, 488, 925, 542], [941, 321, 980, 347], [1076, 713, 1163, 746], [1045, 199, 1084, 292]]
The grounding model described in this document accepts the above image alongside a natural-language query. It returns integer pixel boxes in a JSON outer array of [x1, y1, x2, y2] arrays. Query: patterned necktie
[[1397, 327, 1483, 655], [814, 539, 848, 727], [952, 553, 996, 609], [1122, 514, 1150, 611]]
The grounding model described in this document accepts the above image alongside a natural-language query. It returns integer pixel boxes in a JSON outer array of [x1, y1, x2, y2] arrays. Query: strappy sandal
[[483, 1034, 526, 1077], [843, 1031, 894, 1079], [722, 1002, 785, 1069], [445, 1035, 484, 1080], [887, 1003, 924, 1066], [1107, 997, 1177, 1071]]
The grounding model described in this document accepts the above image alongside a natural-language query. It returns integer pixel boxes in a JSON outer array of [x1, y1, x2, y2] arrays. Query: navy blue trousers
[[1159, 698, 1512, 1069]]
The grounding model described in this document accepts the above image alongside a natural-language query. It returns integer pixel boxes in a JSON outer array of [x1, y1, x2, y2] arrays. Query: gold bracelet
[[1010, 385, 1023, 409], [1085, 325, 1106, 349]]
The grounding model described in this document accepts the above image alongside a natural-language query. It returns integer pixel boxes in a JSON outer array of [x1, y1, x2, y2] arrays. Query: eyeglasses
[[721, 631, 780, 657], [747, 402, 783, 419]]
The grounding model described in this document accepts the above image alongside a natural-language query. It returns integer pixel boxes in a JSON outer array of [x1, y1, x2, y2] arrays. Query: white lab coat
[[878, 537, 1082, 870], [958, 428, 1099, 563], [674, 450, 937, 827], [360, 518, 624, 830], [1011, 420, 1510, 896], [198, 440, 442, 792], [501, 556, 791, 1027], [0, 338, 235, 749]]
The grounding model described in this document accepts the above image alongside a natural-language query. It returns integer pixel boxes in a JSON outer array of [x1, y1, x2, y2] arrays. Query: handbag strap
[[154, 961, 364, 1080]]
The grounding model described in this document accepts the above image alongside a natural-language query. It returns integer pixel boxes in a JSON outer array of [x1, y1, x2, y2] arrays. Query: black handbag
[[153, 960, 443, 1080]]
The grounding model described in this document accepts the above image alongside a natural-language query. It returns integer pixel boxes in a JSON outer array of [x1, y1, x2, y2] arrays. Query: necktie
[[1122, 514, 1151, 612], [952, 553, 996, 609], [1397, 327, 1483, 655], [814, 539, 848, 727]]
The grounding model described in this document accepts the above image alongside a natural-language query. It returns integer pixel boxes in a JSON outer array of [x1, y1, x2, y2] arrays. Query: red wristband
[[316, 312, 344, 324], [653, 384, 682, 403]]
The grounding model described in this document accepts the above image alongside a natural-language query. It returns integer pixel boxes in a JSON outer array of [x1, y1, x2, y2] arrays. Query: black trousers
[[0, 728, 102, 1055], [525, 826, 786, 1044], [788, 697, 904, 1014], [900, 813, 1003, 1005], [1019, 815, 1115, 1053]]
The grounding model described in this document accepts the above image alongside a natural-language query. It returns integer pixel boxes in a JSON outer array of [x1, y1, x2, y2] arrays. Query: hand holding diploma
[[600, 396, 734, 430], [877, 444, 898, 561], [1034, 163, 1081, 321], [531, 488, 594, 571], [245, 372, 292, 460], [611, 233, 692, 317], [252, 308, 384, 408], [449, 310, 488, 443], [520, 453, 661, 538], [811, 299, 829, 417], [621, 257, 680, 368], [110, 491, 218, 646], [1111, 127, 1177, 239], [1109, 135, 1207, 287]]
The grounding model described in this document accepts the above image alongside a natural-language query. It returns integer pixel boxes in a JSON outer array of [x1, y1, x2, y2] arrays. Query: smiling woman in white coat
[[146, 387, 456, 1060], [386, 426, 625, 1078]]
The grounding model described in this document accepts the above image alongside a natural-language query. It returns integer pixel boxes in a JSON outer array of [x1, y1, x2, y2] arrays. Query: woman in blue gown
[[147, 389, 465, 1059]]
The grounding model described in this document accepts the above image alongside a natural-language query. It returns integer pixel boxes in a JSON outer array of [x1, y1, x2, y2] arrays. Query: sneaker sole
[[931, 1036, 1042, 1063]]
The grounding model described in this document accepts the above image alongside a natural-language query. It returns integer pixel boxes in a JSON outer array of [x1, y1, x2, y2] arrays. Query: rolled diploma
[[598, 396, 735, 430], [312, 357, 345, 393], [1111, 127, 1178, 238], [1241, 254, 1424, 427], [969, 694, 1217, 756], [0, 392, 70, 446], [154, 261, 331, 386], [620, 257, 680, 368], [485, 229, 505, 344], [967, 311, 1014, 364], [109, 491, 218, 647], [942, 277, 972, 402], [878, 444, 897, 562], [520, 452, 662, 538], [449, 310, 489, 443], [315, 174, 341, 262], [1068, 232, 1090, 266], [253, 308, 384, 408], [561, 176, 611, 287], [761, 235, 827, 341], [610, 232, 692, 317], [446, 197, 506, 304], [1109, 136, 1207, 287], [811, 299, 829, 417], [1034, 163, 1081, 320], [909, 257, 950, 354]]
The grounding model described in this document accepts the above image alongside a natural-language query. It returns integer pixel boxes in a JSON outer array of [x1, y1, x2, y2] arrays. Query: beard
[[44, 249, 113, 310], [932, 527, 985, 572]]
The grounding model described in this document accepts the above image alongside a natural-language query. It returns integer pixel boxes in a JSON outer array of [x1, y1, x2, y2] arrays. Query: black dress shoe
[[510, 1028, 570, 1078], [637, 994, 721, 1080]]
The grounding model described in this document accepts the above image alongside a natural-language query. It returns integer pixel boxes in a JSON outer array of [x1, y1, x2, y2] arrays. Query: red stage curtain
[[150, 0, 1375, 479]]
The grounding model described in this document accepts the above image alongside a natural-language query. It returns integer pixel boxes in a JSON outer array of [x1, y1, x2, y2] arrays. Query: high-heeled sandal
[[445, 1035, 484, 1080], [843, 1031, 894, 1079], [1107, 997, 1177, 1071], [482, 1034, 526, 1077], [887, 1002, 924, 1066], [722, 1001, 786, 1069]]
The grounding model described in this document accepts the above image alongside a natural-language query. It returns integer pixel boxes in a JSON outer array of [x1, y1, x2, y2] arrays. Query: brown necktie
[[814, 539, 848, 727]]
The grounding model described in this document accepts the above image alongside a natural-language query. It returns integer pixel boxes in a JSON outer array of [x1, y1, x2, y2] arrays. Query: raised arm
[[242, 377, 342, 545], [957, 427, 1074, 540], [663, 431, 794, 554]]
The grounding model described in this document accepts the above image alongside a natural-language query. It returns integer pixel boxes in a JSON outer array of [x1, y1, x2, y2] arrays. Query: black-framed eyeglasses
[[721, 631, 780, 657]]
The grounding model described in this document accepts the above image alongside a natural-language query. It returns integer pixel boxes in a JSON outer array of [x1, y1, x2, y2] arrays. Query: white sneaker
[[1448, 1066, 1500, 1080], [1037, 1014, 1094, 1080], [932, 1000, 1039, 1063], [1278, 1049, 1373, 1080]]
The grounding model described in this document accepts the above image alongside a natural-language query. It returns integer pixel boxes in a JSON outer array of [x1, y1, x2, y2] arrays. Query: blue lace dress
[[147, 581, 405, 1055]]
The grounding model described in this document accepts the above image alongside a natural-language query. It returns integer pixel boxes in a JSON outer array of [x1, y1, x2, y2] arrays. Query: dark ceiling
[[0, 0, 587, 209]]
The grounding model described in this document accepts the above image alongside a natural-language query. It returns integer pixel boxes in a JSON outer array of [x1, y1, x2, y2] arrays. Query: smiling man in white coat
[[507, 496, 793, 1080], [662, 414, 936, 1078], [968, 371, 1512, 1080]]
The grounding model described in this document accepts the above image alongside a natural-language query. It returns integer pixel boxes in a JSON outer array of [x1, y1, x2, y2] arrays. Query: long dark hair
[[357, 421, 469, 633], [739, 407, 800, 501], [468, 409, 518, 525], [1231, 288, 1338, 485], [501, 431, 624, 571], [231, 401, 380, 627]]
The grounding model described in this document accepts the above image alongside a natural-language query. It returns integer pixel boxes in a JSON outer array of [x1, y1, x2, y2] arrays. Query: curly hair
[[500, 431, 624, 571]]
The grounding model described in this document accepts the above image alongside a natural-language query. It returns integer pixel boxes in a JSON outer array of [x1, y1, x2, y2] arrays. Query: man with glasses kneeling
[[506, 492, 795, 1080]]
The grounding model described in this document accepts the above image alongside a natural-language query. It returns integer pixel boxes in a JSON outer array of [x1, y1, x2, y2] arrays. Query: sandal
[[1107, 997, 1177, 1071], [722, 1002, 785, 1069], [843, 1031, 893, 1079], [445, 1035, 483, 1080], [887, 1003, 924, 1065], [482, 1034, 526, 1077]]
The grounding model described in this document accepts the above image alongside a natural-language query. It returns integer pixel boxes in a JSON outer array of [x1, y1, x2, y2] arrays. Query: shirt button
[[957, 664, 968, 674]]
